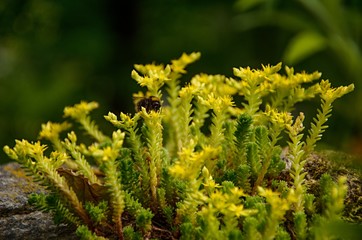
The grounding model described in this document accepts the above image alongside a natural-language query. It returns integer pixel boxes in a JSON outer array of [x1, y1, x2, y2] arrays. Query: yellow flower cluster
[[63, 101, 99, 119], [171, 52, 201, 73], [39, 121, 72, 141], [198, 93, 234, 113], [169, 146, 221, 181], [258, 187, 295, 220], [319, 79, 354, 102]]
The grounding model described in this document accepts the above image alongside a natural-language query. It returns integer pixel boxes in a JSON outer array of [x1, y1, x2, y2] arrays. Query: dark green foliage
[[319, 173, 334, 214], [246, 142, 261, 180], [85, 201, 108, 224], [234, 114, 253, 159], [28, 193, 48, 211], [160, 168, 188, 209], [118, 148, 140, 196], [221, 165, 252, 192], [221, 180, 235, 193], [304, 193, 316, 215], [271, 180, 289, 198], [29, 193, 80, 225], [243, 199, 268, 237], [228, 229, 242, 240], [235, 114, 253, 147], [76, 225, 105, 240], [266, 146, 285, 177], [243, 196, 265, 209], [135, 210, 154, 233], [242, 217, 262, 240], [123, 226, 143, 240], [180, 222, 196, 240], [255, 126, 269, 160], [294, 212, 307, 240], [275, 227, 291, 240], [123, 192, 153, 232], [163, 205, 175, 228]]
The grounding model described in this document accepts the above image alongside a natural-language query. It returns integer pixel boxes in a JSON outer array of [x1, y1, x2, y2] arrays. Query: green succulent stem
[[141, 110, 164, 207]]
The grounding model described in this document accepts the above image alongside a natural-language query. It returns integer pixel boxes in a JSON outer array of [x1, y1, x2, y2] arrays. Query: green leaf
[[235, 113, 253, 149], [234, 0, 268, 11], [246, 142, 261, 178], [294, 212, 307, 240], [76, 225, 106, 240], [283, 31, 327, 64]]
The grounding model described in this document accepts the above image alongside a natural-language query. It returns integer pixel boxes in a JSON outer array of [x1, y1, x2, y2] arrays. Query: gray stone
[[0, 163, 77, 240]]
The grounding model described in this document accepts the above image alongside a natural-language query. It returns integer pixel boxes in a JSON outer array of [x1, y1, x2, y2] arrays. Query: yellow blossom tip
[[63, 101, 99, 119], [39, 121, 72, 140]]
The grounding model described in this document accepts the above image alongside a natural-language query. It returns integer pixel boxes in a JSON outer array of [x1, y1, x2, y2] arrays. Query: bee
[[134, 96, 161, 113]]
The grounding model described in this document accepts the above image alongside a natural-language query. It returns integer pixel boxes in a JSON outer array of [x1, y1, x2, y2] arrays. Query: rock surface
[[0, 163, 77, 240]]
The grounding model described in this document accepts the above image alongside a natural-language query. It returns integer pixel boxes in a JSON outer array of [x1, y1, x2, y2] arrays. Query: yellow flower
[[39, 121, 71, 140], [258, 187, 290, 219], [168, 164, 186, 178], [112, 130, 125, 149], [102, 146, 118, 161], [198, 146, 221, 161], [134, 63, 165, 75], [171, 52, 201, 73], [265, 105, 292, 126], [64, 101, 99, 119], [230, 187, 245, 198], [228, 204, 246, 217], [140, 107, 163, 121], [119, 112, 136, 127], [179, 84, 198, 98], [67, 131, 77, 143], [203, 179, 220, 191], [323, 83, 355, 102], [198, 93, 234, 112], [262, 62, 282, 75], [286, 112, 305, 135], [131, 65, 171, 94], [29, 141, 48, 158]]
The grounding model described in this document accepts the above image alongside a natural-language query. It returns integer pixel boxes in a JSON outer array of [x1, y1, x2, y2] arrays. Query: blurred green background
[[0, 0, 361, 163]]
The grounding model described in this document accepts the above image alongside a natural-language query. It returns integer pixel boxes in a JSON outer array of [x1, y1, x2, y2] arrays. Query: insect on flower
[[134, 96, 161, 113]]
